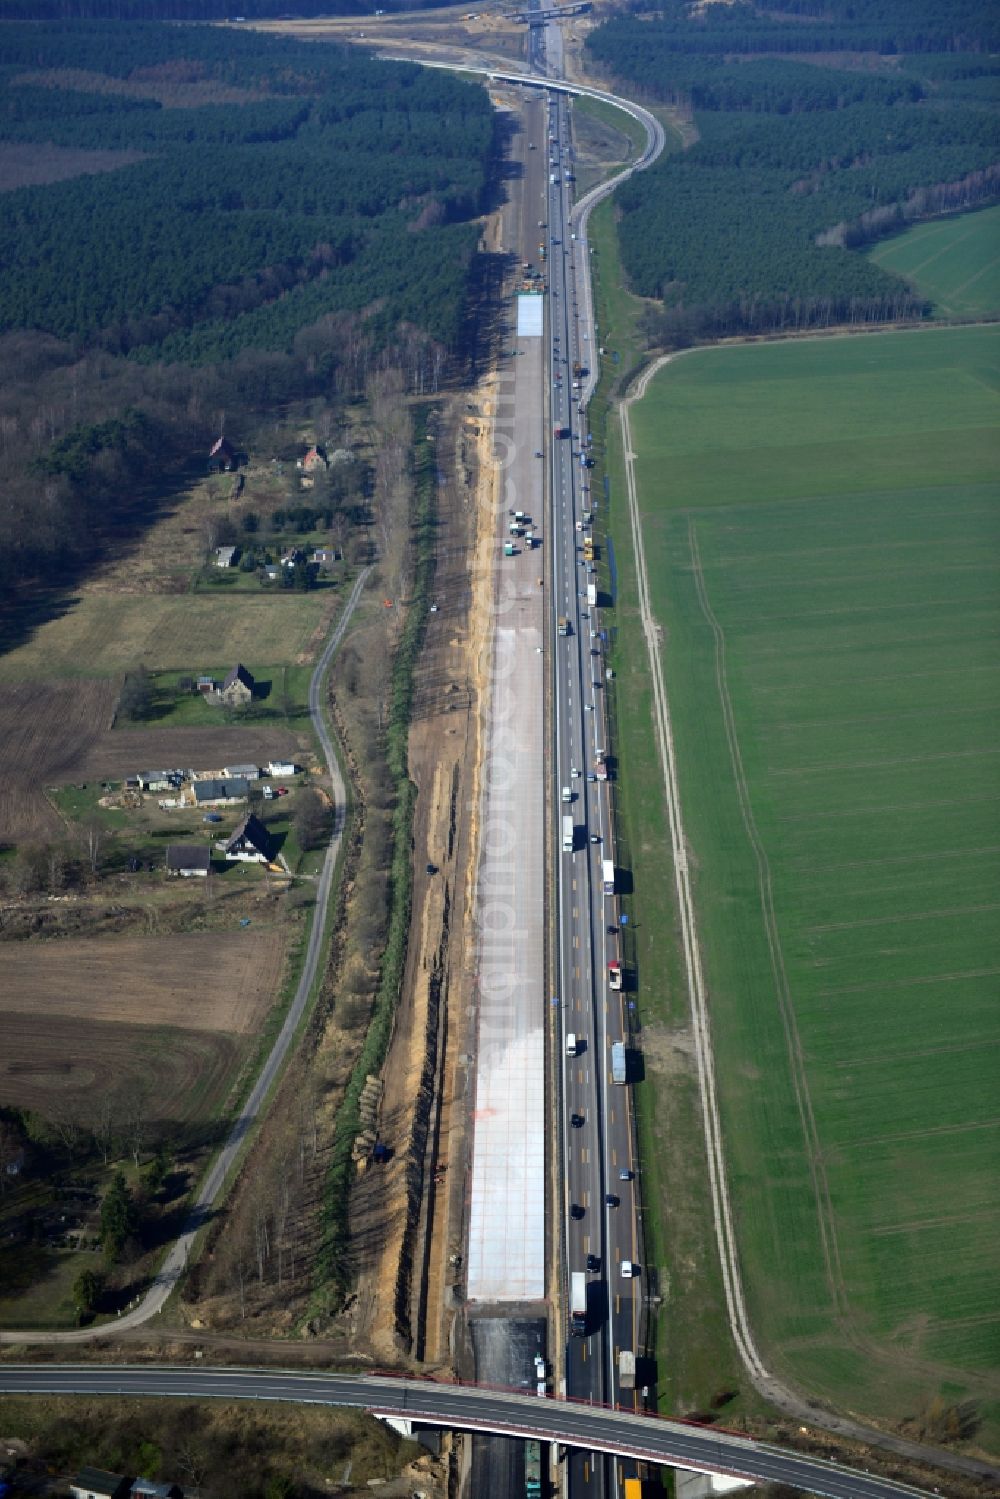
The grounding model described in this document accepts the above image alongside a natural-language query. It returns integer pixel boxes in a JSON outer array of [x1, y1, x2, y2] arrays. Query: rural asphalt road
[[0, 565, 372, 1346]]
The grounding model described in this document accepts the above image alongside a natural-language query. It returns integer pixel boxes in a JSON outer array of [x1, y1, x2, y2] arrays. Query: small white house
[[265, 760, 296, 778], [215, 545, 237, 568]]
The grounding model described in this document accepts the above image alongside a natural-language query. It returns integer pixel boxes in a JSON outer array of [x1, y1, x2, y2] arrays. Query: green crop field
[[869, 204, 1000, 318], [628, 326, 1000, 1437]]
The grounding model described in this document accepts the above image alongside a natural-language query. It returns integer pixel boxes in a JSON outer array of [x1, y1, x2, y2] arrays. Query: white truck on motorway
[[587, 582, 597, 608], [566, 1032, 577, 1056], [570, 1270, 587, 1336], [602, 858, 615, 895], [619, 1350, 636, 1390], [562, 815, 574, 852], [611, 1040, 627, 1085]]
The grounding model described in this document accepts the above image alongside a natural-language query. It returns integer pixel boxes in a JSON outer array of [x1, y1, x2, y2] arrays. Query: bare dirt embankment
[[346, 382, 498, 1367]]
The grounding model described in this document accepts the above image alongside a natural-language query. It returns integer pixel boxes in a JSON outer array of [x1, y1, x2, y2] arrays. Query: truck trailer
[[525, 1440, 542, 1497], [619, 1350, 636, 1390], [562, 815, 574, 852], [587, 582, 597, 607], [602, 858, 615, 895], [612, 1040, 627, 1084], [570, 1271, 587, 1336]]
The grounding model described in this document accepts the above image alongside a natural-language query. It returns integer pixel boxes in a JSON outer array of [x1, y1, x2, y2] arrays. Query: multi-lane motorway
[[545, 88, 641, 1499]]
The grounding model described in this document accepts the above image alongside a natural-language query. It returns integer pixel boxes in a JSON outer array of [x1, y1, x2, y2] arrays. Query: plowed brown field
[[69, 723, 303, 784], [2, 928, 286, 1034], [0, 1014, 239, 1124], [0, 678, 119, 842], [0, 672, 303, 844]]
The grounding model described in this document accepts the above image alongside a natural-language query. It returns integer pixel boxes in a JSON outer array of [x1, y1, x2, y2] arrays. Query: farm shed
[[136, 769, 181, 792], [70, 1471, 129, 1499], [165, 844, 211, 877], [192, 777, 249, 807], [220, 663, 254, 707], [223, 762, 260, 780], [214, 545, 237, 568], [130, 1480, 182, 1499], [224, 812, 273, 863]]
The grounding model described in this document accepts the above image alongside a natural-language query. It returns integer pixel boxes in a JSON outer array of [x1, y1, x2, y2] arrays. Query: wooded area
[[586, 0, 999, 342], [0, 21, 495, 613]]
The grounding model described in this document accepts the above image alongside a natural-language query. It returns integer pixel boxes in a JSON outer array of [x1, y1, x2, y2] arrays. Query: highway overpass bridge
[[0, 1365, 946, 1499]]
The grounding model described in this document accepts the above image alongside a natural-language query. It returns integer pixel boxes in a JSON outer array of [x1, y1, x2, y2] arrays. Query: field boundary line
[[618, 346, 1000, 1479], [686, 517, 850, 1326], [0, 564, 373, 1347]]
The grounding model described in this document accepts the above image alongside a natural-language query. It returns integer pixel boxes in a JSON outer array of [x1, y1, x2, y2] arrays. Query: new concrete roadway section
[[0, 566, 372, 1346], [0, 1365, 951, 1499]]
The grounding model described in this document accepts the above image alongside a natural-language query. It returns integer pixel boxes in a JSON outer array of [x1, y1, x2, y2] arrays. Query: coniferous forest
[[586, 0, 1000, 341], [0, 20, 496, 605], [0, 22, 493, 356]]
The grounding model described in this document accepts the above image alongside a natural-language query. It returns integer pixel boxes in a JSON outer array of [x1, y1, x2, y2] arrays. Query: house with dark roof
[[224, 812, 273, 864], [208, 435, 238, 473], [221, 663, 254, 708], [130, 1480, 182, 1499], [165, 845, 211, 878], [70, 1470, 129, 1499], [191, 777, 249, 807]]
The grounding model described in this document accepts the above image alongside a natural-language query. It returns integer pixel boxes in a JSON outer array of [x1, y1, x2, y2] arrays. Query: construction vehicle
[[612, 1040, 626, 1084], [623, 1478, 643, 1499]]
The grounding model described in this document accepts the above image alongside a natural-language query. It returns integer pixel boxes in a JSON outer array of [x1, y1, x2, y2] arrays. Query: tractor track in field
[[619, 350, 1000, 1482]]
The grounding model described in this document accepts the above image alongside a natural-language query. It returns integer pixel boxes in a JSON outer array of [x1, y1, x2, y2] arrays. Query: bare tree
[[122, 1083, 149, 1168], [81, 818, 104, 877], [0, 1118, 24, 1195]]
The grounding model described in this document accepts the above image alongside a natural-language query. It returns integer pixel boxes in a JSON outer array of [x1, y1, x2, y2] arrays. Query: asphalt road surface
[[0, 1366, 944, 1499], [0, 566, 372, 1346]]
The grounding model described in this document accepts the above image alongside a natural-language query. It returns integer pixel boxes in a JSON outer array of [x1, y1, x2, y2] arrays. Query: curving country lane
[[0, 565, 372, 1345]]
